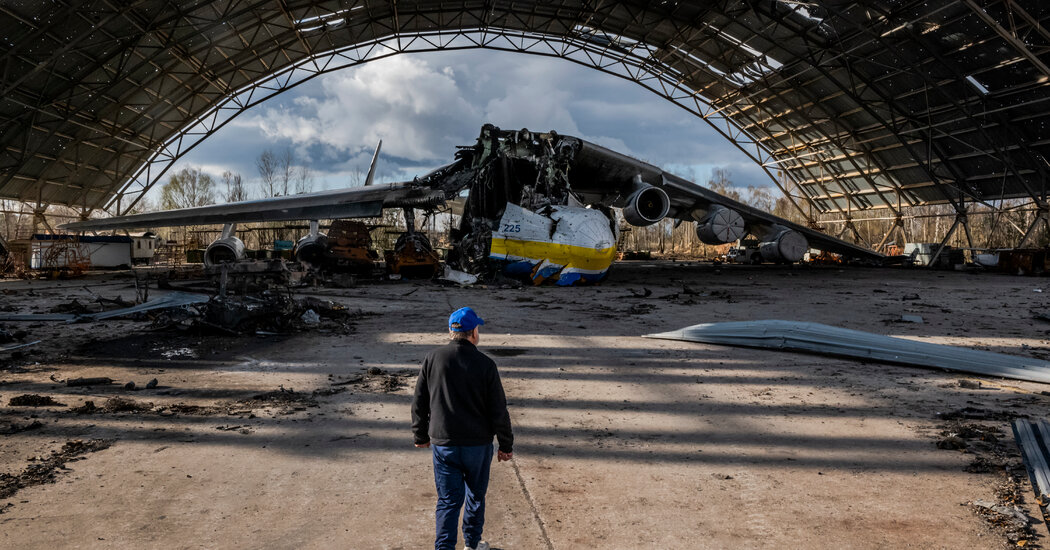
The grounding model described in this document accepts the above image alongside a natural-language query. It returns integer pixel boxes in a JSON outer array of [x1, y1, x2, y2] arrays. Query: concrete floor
[[1, 262, 1049, 548]]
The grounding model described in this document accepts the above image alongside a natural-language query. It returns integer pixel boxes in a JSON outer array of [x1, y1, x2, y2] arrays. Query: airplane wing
[[60, 140, 446, 233], [566, 139, 883, 262], [59, 183, 435, 231], [659, 173, 878, 260]]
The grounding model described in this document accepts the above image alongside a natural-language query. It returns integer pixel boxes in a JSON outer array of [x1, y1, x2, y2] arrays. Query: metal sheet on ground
[[644, 320, 1050, 384]]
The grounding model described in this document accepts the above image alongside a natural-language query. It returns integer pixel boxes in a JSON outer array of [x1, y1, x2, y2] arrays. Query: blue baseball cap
[[449, 307, 485, 332]]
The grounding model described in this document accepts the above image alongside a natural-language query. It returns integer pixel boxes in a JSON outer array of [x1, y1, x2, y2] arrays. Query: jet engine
[[758, 226, 808, 263], [294, 233, 329, 266], [622, 185, 670, 226], [204, 236, 246, 267], [695, 206, 745, 244]]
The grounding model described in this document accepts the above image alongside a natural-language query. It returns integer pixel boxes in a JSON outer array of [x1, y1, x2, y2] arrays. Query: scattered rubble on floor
[[0, 290, 363, 337], [71, 397, 153, 414], [1012, 418, 1050, 503], [0, 326, 37, 354], [152, 293, 362, 335], [932, 409, 1034, 546], [0, 439, 113, 504], [328, 368, 414, 393], [233, 387, 319, 414], [0, 291, 209, 323], [971, 499, 1032, 544]]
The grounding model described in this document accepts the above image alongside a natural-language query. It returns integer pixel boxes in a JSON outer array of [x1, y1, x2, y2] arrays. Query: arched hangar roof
[[1, 1, 1048, 218]]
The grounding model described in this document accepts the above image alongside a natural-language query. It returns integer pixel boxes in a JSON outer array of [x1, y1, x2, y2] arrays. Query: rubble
[[971, 500, 1031, 544], [152, 292, 362, 335], [232, 388, 318, 414], [71, 397, 153, 414], [328, 369, 414, 393], [8, 394, 64, 407], [933, 411, 1033, 546], [0, 439, 113, 502]]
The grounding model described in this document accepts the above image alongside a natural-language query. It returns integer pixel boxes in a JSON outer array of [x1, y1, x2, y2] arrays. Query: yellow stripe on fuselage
[[490, 237, 616, 272]]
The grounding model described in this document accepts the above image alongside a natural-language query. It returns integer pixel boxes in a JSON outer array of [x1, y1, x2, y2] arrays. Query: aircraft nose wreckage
[[61, 124, 881, 286]]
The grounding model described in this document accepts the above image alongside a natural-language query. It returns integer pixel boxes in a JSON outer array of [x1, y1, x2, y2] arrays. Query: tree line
[[6, 159, 1043, 257]]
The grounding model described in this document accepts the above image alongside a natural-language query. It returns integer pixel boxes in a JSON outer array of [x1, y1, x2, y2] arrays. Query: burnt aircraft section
[[430, 125, 878, 284], [443, 126, 622, 279]]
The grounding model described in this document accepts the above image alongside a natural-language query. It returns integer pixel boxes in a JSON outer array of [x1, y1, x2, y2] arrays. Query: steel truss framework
[[1, 0, 1049, 250]]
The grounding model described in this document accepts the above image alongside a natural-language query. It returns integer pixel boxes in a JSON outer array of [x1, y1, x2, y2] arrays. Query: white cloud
[[179, 49, 766, 194], [246, 52, 483, 162]]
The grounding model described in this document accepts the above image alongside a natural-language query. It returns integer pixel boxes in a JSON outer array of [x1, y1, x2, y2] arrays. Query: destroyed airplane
[[61, 125, 882, 286]]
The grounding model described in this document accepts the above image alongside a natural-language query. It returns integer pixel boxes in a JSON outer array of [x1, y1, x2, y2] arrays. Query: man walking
[[412, 306, 514, 550]]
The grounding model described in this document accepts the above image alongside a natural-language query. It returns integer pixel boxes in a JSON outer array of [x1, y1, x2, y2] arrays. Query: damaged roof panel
[[1, 0, 1047, 220]]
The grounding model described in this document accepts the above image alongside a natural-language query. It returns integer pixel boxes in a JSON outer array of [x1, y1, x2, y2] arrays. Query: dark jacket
[[411, 339, 513, 453]]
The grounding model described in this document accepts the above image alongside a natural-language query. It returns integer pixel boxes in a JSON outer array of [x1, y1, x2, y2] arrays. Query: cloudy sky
[[175, 49, 771, 200]]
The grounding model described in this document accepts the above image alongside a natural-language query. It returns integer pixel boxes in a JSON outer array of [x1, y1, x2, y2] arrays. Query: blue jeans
[[432, 444, 494, 550]]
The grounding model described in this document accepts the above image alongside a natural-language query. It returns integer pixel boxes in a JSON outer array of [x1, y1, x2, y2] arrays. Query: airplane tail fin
[[363, 140, 382, 186]]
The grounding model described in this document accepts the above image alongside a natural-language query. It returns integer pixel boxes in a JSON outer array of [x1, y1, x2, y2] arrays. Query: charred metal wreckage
[[62, 125, 882, 286]]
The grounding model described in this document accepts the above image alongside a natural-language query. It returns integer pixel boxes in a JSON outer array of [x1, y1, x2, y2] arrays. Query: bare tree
[[257, 148, 296, 196], [706, 167, 741, 202], [746, 185, 775, 212], [222, 170, 249, 203], [347, 165, 364, 187], [293, 165, 314, 195], [160, 167, 215, 210], [257, 150, 279, 197], [278, 148, 293, 196]]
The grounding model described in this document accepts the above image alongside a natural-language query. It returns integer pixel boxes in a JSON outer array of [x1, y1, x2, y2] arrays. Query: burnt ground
[[1, 262, 1049, 549]]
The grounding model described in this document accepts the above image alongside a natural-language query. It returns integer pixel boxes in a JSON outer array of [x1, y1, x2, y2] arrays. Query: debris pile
[[0, 439, 113, 502], [230, 387, 319, 415], [0, 325, 37, 356], [71, 397, 153, 414], [932, 408, 1033, 546], [970, 499, 1031, 544], [8, 394, 65, 407], [0, 287, 364, 339], [152, 293, 360, 335], [328, 368, 414, 393]]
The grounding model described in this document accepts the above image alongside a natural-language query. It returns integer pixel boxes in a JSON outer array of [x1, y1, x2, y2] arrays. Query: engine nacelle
[[622, 185, 670, 226], [204, 236, 246, 267], [695, 206, 745, 244], [294, 233, 329, 266], [758, 227, 807, 263]]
